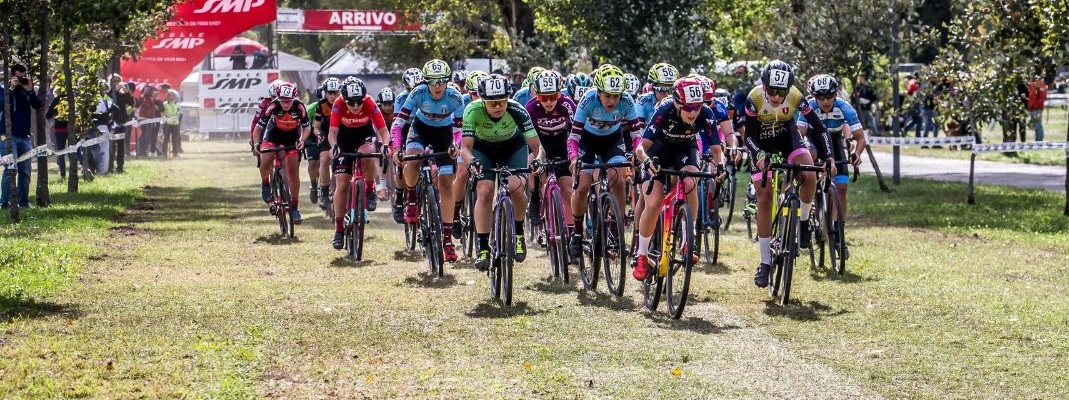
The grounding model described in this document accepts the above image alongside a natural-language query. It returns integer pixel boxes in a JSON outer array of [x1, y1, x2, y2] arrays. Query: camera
[[17, 77, 29, 85]]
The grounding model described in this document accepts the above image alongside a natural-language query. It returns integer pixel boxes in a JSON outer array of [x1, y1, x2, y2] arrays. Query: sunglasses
[[767, 88, 788, 98], [427, 78, 449, 86], [680, 103, 702, 112], [326, 91, 340, 95], [485, 99, 508, 108], [815, 93, 836, 101], [537, 93, 560, 102], [346, 100, 361, 107], [653, 86, 673, 93]]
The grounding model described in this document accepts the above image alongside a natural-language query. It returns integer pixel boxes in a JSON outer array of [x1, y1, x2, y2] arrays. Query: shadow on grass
[[401, 271, 457, 288], [392, 250, 424, 262], [576, 288, 637, 312], [1, 298, 81, 323], [465, 300, 545, 319], [329, 257, 378, 268], [253, 235, 302, 245], [808, 265, 873, 284], [644, 312, 741, 335], [762, 299, 850, 321], [696, 260, 732, 275], [527, 278, 578, 295]]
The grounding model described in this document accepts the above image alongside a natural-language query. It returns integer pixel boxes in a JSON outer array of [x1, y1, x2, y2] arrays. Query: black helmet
[[478, 74, 513, 101], [342, 79, 367, 102], [807, 74, 838, 96], [760, 60, 795, 90]]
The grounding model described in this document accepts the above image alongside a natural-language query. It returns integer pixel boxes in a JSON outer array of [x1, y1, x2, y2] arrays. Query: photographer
[[1, 64, 43, 209]]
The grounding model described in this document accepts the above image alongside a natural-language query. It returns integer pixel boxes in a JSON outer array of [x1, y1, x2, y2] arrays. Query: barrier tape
[[971, 141, 1068, 154], [2, 131, 128, 166], [865, 134, 977, 146]]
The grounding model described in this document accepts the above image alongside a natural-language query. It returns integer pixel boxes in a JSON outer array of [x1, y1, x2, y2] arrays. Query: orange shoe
[[632, 255, 651, 281]]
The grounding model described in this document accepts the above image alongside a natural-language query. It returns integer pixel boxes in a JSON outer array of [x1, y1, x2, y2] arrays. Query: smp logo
[[151, 37, 206, 49], [208, 77, 264, 90], [193, 0, 267, 13]]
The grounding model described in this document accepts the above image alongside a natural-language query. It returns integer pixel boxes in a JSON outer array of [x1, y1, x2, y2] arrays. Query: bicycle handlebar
[[259, 145, 297, 153], [571, 161, 633, 191], [401, 152, 451, 162]]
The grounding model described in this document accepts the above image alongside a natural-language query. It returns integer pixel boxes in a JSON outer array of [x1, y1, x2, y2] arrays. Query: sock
[[515, 220, 524, 237], [454, 201, 462, 222], [290, 200, 299, 209], [406, 188, 416, 203], [394, 188, 405, 204], [759, 237, 772, 265], [365, 180, 374, 195], [800, 202, 812, 221], [442, 223, 453, 241], [262, 179, 269, 186], [335, 217, 344, 233], [529, 190, 540, 213], [310, 178, 317, 187], [478, 233, 490, 252], [637, 235, 651, 256]]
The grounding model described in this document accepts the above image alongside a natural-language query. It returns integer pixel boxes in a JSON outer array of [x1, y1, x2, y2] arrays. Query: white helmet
[[268, 79, 285, 98], [402, 68, 424, 90]]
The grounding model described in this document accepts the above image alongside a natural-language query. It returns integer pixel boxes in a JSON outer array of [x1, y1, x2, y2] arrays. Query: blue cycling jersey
[[796, 97, 862, 136], [513, 87, 532, 108], [635, 92, 658, 123], [461, 93, 476, 109], [395, 85, 464, 128], [572, 89, 640, 136], [395, 90, 410, 114]]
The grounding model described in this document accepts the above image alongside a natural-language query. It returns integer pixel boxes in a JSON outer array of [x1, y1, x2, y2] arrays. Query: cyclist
[[623, 73, 642, 98], [697, 76, 738, 154], [250, 80, 282, 150], [462, 74, 541, 270], [452, 70, 469, 95], [448, 69, 490, 237], [376, 87, 397, 201], [252, 82, 311, 224], [632, 77, 723, 280], [328, 78, 390, 249], [564, 72, 594, 101], [390, 67, 426, 223], [313, 78, 343, 209], [392, 59, 466, 262], [636, 63, 679, 124], [567, 64, 643, 260], [744, 60, 835, 288], [461, 70, 488, 108], [525, 69, 576, 235], [513, 66, 546, 108], [797, 74, 865, 259]]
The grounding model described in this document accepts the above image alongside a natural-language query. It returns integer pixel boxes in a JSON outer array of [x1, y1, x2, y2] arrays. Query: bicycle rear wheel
[[349, 178, 366, 260], [599, 193, 626, 297], [826, 185, 847, 276], [721, 165, 737, 231], [422, 183, 444, 277], [461, 177, 477, 259], [809, 182, 828, 269], [642, 217, 664, 312], [547, 187, 569, 283], [666, 203, 695, 318]]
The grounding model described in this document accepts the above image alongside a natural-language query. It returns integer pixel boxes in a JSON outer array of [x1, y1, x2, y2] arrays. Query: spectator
[[135, 85, 164, 157], [1, 64, 43, 208], [1027, 75, 1047, 142], [92, 80, 120, 175], [46, 91, 71, 178], [161, 91, 181, 157], [251, 48, 270, 69], [921, 77, 942, 138], [109, 73, 131, 173], [851, 73, 880, 136], [230, 45, 247, 70]]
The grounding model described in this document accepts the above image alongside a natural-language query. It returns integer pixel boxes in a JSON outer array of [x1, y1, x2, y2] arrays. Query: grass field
[[1, 141, 1066, 398]]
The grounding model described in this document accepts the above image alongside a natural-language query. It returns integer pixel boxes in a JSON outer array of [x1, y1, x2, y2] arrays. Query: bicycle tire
[[422, 183, 444, 277], [499, 198, 516, 306], [643, 217, 664, 312], [768, 201, 785, 299], [810, 183, 827, 270], [271, 169, 286, 235], [277, 170, 295, 238], [703, 180, 722, 266], [547, 187, 570, 283], [489, 197, 506, 300], [599, 193, 626, 297], [350, 179, 365, 260], [666, 203, 695, 318], [722, 165, 737, 231], [462, 177, 477, 259], [826, 185, 847, 276], [578, 195, 600, 291], [779, 199, 800, 305]]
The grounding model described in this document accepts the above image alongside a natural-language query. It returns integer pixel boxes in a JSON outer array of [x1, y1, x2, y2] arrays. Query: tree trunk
[[35, 4, 51, 207], [2, 16, 20, 222], [64, 23, 78, 193]]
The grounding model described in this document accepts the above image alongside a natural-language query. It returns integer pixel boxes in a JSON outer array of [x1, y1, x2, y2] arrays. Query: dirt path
[[0, 141, 880, 399]]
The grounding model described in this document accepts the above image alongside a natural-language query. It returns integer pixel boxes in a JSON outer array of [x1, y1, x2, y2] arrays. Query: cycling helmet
[[341, 76, 359, 86], [402, 68, 424, 89], [268, 79, 284, 98], [807, 74, 838, 96], [422, 59, 451, 80], [465, 70, 489, 92], [623, 73, 641, 97], [526, 67, 546, 87], [276, 82, 298, 100], [567, 73, 594, 98], [342, 78, 367, 102], [479, 74, 513, 101], [378, 87, 395, 103], [673, 77, 705, 106], [714, 88, 731, 104], [698, 76, 716, 102], [761, 60, 795, 90], [593, 64, 626, 94], [647, 62, 679, 86], [452, 70, 468, 84], [532, 70, 564, 95], [322, 77, 342, 93]]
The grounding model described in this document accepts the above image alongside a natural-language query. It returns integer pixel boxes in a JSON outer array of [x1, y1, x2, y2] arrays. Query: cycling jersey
[[250, 97, 273, 141], [462, 92, 477, 109], [393, 85, 464, 128], [513, 87, 532, 108], [635, 92, 661, 123], [330, 95, 386, 150], [462, 99, 537, 143], [643, 99, 721, 147], [313, 97, 333, 144], [395, 89, 410, 112], [743, 85, 830, 161], [257, 99, 310, 146], [568, 89, 643, 159], [524, 96, 576, 138], [796, 97, 862, 136]]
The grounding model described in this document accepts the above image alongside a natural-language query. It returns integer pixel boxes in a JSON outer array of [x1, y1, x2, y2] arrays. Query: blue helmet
[[567, 72, 594, 98]]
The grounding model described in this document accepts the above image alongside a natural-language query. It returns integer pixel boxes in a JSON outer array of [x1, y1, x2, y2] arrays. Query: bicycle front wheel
[[462, 178, 477, 259], [422, 183, 444, 277], [666, 203, 695, 319], [722, 166, 737, 231], [578, 199, 599, 291], [547, 187, 569, 283], [778, 199, 800, 305], [275, 170, 294, 238], [826, 185, 847, 276], [599, 193, 627, 297], [643, 216, 664, 312], [810, 183, 828, 270], [349, 178, 365, 260]]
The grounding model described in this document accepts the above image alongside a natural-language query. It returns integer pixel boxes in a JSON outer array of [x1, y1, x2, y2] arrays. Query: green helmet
[[526, 67, 546, 87], [593, 64, 627, 94], [647, 62, 679, 86], [422, 59, 451, 80], [465, 70, 489, 92]]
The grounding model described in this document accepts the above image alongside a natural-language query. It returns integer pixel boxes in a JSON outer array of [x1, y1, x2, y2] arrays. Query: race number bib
[[605, 76, 624, 92], [769, 70, 790, 87], [575, 86, 592, 100], [683, 84, 703, 104], [537, 76, 558, 93], [813, 76, 832, 91], [659, 66, 677, 81], [485, 78, 508, 97], [346, 84, 364, 98]]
